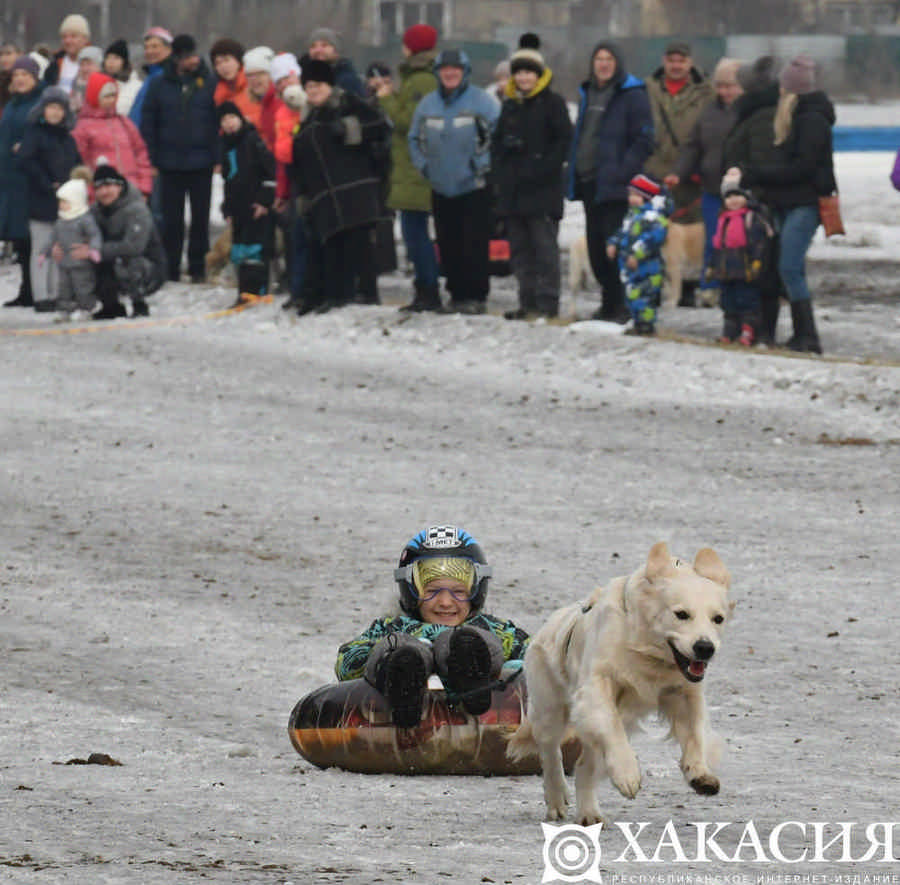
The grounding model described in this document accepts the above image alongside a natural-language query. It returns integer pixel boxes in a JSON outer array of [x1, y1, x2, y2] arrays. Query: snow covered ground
[[1, 151, 899, 884]]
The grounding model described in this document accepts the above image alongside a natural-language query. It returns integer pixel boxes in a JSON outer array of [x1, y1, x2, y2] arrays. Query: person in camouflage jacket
[[335, 525, 530, 728]]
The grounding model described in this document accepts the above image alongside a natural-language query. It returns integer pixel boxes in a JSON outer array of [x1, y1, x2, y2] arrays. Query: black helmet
[[394, 525, 491, 616]]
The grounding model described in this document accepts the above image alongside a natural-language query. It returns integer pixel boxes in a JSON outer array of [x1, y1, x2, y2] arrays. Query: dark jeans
[[399, 209, 439, 289], [432, 187, 491, 304], [159, 168, 213, 280], [505, 214, 561, 314], [583, 197, 627, 318]]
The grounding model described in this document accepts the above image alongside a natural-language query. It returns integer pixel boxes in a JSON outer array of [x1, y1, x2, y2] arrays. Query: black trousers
[[159, 168, 213, 280], [432, 187, 491, 304], [583, 197, 627, 319], [321, 225, 375, 307]]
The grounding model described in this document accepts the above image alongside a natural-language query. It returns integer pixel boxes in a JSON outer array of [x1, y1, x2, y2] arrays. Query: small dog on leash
[[507, 542, 733, 825], [568, 223, 708, 307]]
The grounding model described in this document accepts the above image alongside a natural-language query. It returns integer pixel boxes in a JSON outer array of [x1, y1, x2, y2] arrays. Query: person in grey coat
[[43, 176, 102, 319]]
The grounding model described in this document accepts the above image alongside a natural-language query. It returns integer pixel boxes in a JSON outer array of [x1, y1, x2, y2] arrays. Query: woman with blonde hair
[[728, 55, 835, 353]]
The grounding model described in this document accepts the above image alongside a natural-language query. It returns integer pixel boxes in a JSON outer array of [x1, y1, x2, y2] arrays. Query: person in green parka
[[376, 24, 442, 312]]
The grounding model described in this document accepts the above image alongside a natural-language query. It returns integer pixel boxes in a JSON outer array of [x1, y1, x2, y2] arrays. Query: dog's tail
[[505, 718, 538, 761]]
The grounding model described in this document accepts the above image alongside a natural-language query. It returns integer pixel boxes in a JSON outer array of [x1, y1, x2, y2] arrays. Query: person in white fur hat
[[42, 175, 103, 320]]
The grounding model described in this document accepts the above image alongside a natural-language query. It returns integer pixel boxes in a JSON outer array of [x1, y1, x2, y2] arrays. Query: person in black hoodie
[[492, 34, 572, 320], [18, 86, 82, 311], [217, 100, 276, 306], [727, 55, 834, 354]]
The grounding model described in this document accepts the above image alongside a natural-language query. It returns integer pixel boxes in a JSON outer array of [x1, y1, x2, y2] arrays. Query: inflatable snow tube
[[288, 668, 578, 776]]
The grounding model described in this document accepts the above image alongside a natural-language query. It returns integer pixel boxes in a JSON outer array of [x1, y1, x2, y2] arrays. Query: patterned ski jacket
[[335, 612, 530, 681], [608, 193, 672, 287]]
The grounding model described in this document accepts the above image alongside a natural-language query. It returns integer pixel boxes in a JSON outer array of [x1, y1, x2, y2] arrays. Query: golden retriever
[[507, 542, 732, 824]]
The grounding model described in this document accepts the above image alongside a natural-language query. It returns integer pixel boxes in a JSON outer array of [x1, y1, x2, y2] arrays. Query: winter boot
[[787, 300, 822, 354], [234, 260, 270, 307], [718, 312, 740, 343], [443, 627, 495, 716], [381, 647, 428, 728], [131, 298, 150, 317], [739, 310, 760, 347], [399, 282, 442, 312], [678, 280, 697, 307]]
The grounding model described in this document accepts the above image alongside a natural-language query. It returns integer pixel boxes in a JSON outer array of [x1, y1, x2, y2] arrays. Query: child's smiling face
[[417, 579, 472, 626]]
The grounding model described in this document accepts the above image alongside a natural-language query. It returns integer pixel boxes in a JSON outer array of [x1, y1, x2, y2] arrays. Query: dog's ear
[[645, 541, 673, 581], [693, 548, 731, 589]]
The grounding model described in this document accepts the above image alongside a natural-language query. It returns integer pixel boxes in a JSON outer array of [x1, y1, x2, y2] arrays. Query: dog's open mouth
[[668, 641, 708, 682]]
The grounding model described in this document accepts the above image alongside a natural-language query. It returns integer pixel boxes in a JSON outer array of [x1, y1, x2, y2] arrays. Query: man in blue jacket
[[568, 42, 654, 322], [409, 48, 499, 313], [140, 34, 217, 283]]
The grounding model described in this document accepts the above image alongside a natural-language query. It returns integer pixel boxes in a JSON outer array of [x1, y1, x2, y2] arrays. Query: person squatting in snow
[[606, 173, 671, 336], [217, 100, 276, 307], [335, 526, 529, 728], [42, 175, 102, 321], [708, 170, 774, 346]]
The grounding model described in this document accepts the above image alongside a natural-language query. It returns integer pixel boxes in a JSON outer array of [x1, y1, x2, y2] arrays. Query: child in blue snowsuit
[[708, 171, 774, 346], [606, 173, 671, 335]]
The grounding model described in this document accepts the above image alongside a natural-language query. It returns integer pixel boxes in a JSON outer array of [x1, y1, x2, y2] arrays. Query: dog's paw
[[689, 773, 720, 795], [608, 756, 642, 799], [575, 806, 606, 827], [545, 802, 568, 822]]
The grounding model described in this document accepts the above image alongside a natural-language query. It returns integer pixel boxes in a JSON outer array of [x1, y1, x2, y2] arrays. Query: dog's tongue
[[689, 661, 707, 677]]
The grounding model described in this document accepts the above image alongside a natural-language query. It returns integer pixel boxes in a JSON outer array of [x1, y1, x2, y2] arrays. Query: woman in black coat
[[292, 60, 391, 312], [492, 36, 572, 319], [18, 86, 82, 309]]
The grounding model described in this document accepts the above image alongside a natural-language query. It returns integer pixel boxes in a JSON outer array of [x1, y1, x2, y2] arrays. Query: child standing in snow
[[606, 174, 671, 335], [709, 171, 774, 345], [217, 100, 276, 307], [335, 525, 530, 729], [42, 177, 103, 321]]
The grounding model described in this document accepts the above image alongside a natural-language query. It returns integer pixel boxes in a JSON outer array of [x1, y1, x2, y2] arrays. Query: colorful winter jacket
[[709, 204, 773, 283], [335, 612, 530, 681], [213, 69, 260, 128], [378, 48, 437, 212], [608, 193, 672, 289], [408, 50, 500, 198]]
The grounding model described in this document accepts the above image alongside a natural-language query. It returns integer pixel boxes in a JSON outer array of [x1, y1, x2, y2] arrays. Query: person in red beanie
[[376, 23, 442, 311], [72, 72, 154, 197]]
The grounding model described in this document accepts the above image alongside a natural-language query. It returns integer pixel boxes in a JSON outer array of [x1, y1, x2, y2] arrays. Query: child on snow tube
[[334, 525, 530, 728]]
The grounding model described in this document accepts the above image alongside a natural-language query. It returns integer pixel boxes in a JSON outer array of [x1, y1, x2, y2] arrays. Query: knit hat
[[105, 39, 129, 64], [56, 178, 89, 220], [77, 45, 103, 65], [510, 32, 545, 76], [93, 162, 126, 187], [11, 55, 40, 79], [171, 34, 197, 60], [60, 13, 90, 38], [40, 85, 69, 110], [143, 26, 173, 45], [216, 100, 243, 122], [270, 52, 300, 83], [780, 55, 817, 95], [402, 23, 437, 55], [665, 40, 692, 57], [720, 168, 745, 199], [300, 58, 335, 86], [85, 71, 116, 108], [712, 57, 741, 86], [628, 173, 662, 199], [736, 55, 776, 93], [309, 27, 340, 52], [243, 45, 274, 75], [209, 38, 245, 63]]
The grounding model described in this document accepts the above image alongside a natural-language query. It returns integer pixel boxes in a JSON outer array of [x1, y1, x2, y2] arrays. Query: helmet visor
[[394, 556, 491, 602]]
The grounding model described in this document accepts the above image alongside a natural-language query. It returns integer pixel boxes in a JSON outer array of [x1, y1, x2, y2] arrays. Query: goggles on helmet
[[394, 556, 491, 603]]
